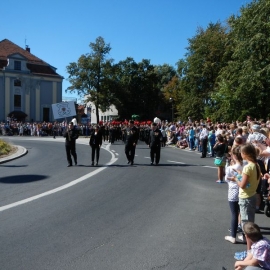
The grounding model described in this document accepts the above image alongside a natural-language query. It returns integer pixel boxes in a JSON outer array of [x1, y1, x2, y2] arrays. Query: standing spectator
[[233, 143, 261, 261], [224, 146, 243, 244], [188, 126, 195, 150], [213, 134, 228, 183], [160, 125, 167, 147], [199, 124, 209, 158], [19, 125, 23, 136], [208, 128, 216, 157]]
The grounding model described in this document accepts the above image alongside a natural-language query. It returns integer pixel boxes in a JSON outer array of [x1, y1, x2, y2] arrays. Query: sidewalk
[[0, 145, 28, 164]]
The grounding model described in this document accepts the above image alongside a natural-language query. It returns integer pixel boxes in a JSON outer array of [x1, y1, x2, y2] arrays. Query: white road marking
[[167, 160, 185, 164], [0, 143, 117, 212], [168, 160, 217, 169]]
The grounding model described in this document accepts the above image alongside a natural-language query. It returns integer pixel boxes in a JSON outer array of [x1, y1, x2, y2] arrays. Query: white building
[[85, 101, 118, 124]]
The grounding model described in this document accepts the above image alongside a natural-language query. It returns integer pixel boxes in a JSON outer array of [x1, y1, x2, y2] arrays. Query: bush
[[0, 139, 12, 156]]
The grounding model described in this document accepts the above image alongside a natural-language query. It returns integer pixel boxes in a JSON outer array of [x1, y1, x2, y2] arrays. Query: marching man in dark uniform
[[148, 122, 163, 165], [63, 122, 79, 167], [89, 125, 102, 166], [124, 120, 138, 165]]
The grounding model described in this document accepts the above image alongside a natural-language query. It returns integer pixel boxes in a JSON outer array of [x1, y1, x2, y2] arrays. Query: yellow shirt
[[239, 162, 259, 199]]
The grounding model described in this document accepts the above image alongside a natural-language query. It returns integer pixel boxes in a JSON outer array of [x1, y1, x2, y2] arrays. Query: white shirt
[[199, 128, 209, 140]]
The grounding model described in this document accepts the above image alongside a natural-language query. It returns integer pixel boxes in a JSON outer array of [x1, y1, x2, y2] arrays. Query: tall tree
[[175, 22, 228, 121], [66, 36, 113, 123], [215, 0, 270, 121], [113, 58, 161, 120]]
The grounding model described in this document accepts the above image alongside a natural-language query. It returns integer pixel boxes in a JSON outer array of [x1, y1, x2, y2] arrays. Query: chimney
[[25, 45, 30, 53]]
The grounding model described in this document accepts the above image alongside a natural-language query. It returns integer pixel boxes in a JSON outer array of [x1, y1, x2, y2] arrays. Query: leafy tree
[[66, 36, 114, 123], [215, 0, 270, 121], [112, 58, 163, 120], [175, 22, 228, 121]]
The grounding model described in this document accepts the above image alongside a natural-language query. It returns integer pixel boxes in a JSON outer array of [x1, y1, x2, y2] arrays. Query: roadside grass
[[0, 139, 12, 156]]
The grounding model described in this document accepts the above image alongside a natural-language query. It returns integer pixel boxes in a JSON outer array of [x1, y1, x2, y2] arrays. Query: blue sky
[[1, 0, 251, 103]]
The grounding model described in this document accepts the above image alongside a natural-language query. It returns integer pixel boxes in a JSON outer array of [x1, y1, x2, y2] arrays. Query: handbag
[[214, 144, 227, 166], [214, 157, 224, 165]]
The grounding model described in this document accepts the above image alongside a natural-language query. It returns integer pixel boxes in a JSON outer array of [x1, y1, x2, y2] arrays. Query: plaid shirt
[[251, 237, 270, 269]]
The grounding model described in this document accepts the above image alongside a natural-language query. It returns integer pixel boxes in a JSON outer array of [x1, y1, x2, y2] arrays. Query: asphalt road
[[0, 136, 269, 270]]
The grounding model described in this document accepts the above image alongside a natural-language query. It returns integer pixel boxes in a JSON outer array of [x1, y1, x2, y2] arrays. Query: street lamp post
[[169, 98, 174, 122]]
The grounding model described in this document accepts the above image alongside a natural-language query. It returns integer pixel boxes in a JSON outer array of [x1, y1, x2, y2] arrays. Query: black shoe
[[131, 161, 134, 165], [150, 162, 153, 165], [67, 164, 72, 167], [200, 156, 206, 158], [95, 162, 98, 166], [91, 162, 94, 166], [155, 163, 159, 166], [75, 162, 77, 165], [127, 160, 131, 164]]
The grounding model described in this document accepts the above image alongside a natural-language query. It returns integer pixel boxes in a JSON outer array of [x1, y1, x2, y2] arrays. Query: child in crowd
[[233, 143, 261, 260], [224, 146, 243, 244], [234, 222, 270, 270]]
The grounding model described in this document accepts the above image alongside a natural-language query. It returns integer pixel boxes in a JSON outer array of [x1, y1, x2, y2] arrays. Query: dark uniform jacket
[[63, 128, 79, 146], [125, 126, 138, 145], [148, 128, 163, 147], [89, 131, 102, 147]]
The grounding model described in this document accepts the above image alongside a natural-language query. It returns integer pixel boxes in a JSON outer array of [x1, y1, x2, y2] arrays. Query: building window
[[14, 79, 21, 86], [14, 95, 21, 107], [14, 61, 21, 70]]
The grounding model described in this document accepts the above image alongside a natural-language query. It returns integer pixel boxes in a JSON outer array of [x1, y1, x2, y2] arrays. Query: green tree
[[113, 58, 162, 120], [215, 0, 270, 121], [175, 22, 228, 121], [66, 36, 114, 123]]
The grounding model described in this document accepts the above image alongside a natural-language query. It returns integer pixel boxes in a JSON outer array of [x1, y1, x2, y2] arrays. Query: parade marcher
[[148, 123, 163, 165], [63, 122, 79, 167], [199, 124, 209, 158], [124, 120, 138, 165], [89, 125, 102, 166]]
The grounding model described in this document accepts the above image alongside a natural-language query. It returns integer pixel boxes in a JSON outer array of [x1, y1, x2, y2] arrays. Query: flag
[[51, 101, 76, 120]]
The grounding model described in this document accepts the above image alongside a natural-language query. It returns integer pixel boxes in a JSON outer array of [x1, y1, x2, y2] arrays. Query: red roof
[[0, 39, 61, 77]]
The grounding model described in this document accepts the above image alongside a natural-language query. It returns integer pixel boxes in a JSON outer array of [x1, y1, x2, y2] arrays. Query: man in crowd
[[199, 124, 209, 158]]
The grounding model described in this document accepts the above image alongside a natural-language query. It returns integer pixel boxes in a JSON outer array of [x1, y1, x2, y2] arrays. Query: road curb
[[0, 145, 28, 164]]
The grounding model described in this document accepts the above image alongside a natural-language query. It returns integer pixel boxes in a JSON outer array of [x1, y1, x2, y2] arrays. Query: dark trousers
[[201, 138, 208, 157], [229, 201, 239, 238], [150, 145, 161, 164], [91, 146, 100, 163], [125, 144, 136, 162], [65, 144, 77, 165]]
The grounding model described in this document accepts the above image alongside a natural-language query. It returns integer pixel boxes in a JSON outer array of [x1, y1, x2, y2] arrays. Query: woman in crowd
[[213, 134, 228, 183], [224, 146, 243, 244], [233, 143, 261, 260]]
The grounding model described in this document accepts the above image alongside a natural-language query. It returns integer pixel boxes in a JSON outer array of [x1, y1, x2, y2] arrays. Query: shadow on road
[[0, 165, 28, 168], [0, 174, 48, 184]]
